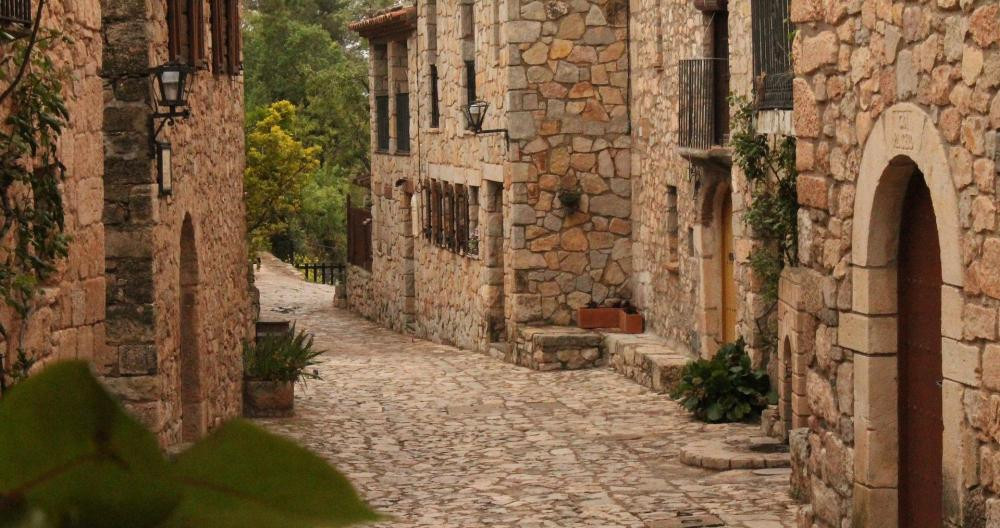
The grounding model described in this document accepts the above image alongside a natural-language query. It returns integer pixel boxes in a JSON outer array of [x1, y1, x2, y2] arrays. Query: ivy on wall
[[729, 96, 798, 350], [0, 5, 71, 387]]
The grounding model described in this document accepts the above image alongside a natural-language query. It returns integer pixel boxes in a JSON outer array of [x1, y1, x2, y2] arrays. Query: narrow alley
[[253, 255, 797, 528]]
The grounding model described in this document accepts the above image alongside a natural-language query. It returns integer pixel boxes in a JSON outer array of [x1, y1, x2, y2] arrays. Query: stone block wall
[[629, 0, 770, 362], [788, 1, 1000, 526], [0, 0, 107, 373], [100, 0, 251, 445], [503, 0, 633, 329]]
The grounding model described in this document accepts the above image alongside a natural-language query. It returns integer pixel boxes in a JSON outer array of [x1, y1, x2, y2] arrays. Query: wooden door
[[897, 170, 943, 527], [720, 192, 737, 344]]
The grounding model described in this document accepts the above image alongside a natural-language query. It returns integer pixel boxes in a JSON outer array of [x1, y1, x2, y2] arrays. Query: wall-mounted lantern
[[156, 142, 173, 196], [149, 62, 192, 157], [463, 100, 508, 145]]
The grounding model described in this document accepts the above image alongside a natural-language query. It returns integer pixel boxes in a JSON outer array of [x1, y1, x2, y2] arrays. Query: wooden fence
[[294, 263, 345, 285]]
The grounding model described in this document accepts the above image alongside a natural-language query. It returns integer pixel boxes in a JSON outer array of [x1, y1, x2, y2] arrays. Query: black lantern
[[463, 100, 508, 144], [152, 62, 192, 109], [156, 142, 173, 195]]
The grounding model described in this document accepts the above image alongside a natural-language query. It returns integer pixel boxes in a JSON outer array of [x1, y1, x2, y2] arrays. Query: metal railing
[[678, 58, 729, 150], [0, 0, 31, 25], [295, 263, 345, 285], [751, 0, 793, 110]]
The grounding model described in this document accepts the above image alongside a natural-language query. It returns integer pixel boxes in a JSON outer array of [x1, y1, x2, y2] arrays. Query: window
[[751, 0, 792, 110], [373, 44, 389, 151], [430, 65, 440, 128], [461, 0, 476, 127], [210, 0, 242, 75], [455, 185, 468, 253], [467, 186, 480, 256], [431, 182, 443, 244], [376, 95, 390, 151], [0, 0, 31, 25], [443, 184, 455, 249], [465, 61, 477, 104], [168, 0, 206, 66], [666, 186, 679, 270], [422, 186, 432, 239], [396, 92, 410, 152]]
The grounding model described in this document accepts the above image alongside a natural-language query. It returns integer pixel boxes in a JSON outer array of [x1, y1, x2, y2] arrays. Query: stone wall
[[503, 0, 633, 329], [788, 1, 1000, 526], [629, 0, 770, 361], [100, 0, 251, 445], [0, 0, 107, 373]]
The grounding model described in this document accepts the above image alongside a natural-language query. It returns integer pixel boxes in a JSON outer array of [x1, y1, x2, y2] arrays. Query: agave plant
[[244, 324, 324, 383]]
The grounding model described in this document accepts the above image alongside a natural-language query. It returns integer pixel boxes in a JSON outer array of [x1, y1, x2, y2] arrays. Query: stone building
[[780, 1, 1000, 527], [350, 0, 632, 354], [0, 0, 251, 446]]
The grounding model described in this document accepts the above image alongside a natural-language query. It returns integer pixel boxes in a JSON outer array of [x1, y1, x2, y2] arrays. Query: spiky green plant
[[243, 324, 324, 382]]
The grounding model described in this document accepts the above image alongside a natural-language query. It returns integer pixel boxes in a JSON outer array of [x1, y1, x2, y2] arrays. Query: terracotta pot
[[243, 380, 294, 418], [578, 307, 623, 329], [618, 311, 644, 334]]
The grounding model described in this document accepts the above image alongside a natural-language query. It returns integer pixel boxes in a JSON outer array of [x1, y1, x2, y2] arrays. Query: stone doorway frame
[[848, 103, 966, 527], [694, 166, 734, 358]]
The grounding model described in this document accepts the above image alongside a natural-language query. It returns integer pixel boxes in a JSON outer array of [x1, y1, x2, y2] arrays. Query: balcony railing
[[678, 58, 729, 150], [0, 0, 31, 25]]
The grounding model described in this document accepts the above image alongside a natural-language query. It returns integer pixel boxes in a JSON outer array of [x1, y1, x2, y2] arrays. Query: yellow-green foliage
[[245, 101, 321, 251]]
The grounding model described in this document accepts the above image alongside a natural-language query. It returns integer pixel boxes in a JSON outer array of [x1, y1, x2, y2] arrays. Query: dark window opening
[[376, 95, 390, 151], [430, 65, 440, 128], [396, 92, 410, 153]]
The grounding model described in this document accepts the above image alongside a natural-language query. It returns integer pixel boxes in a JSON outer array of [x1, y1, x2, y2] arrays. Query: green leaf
[[165, 421, 380, 528], [0, 361, 180, 528], [705, 403, 723, 422]]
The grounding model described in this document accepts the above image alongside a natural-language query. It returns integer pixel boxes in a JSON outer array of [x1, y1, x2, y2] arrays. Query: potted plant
[[618, 301, 644, 334], [243, 324, 323, 418], [557, 187, 582, 211]]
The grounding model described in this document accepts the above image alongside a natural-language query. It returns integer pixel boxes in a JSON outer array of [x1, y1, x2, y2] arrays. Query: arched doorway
[[850, 103, 964, 527], [179, 215, 204, 442], [897, 170, 942, 526], [719, 192, 736, 344]]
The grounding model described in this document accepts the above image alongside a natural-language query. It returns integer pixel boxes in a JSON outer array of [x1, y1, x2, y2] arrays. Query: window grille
[[678, 58, 729, 149], [751, 0, 793, 110], [0, 0, 31, 25]]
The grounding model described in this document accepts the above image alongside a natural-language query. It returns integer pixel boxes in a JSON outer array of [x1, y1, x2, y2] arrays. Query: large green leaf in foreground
[[165, 420, 380, 527], [0, 361, 378, 528], [0, 362, 179, 527]]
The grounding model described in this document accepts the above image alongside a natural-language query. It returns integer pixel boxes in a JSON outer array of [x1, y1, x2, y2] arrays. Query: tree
[[245, 101, 321, 250]]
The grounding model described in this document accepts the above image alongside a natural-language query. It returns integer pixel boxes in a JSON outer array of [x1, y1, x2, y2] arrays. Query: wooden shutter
[[210, 0, 226, 72], [226, 0, 241, 74], [168, 0, 182, 60], [189, 0, 206, 66]]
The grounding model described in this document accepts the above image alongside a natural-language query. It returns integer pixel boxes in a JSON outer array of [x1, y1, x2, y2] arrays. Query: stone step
[[513, 326, 605, 371], [603, 333, 694, 394]]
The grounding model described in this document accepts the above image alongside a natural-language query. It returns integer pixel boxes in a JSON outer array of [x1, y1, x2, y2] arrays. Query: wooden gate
[[897, 171, 943, 527]]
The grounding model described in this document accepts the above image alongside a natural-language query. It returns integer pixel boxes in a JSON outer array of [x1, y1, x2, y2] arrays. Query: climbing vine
[[0, 12, 71, 386], [729, 96, 798, 349]]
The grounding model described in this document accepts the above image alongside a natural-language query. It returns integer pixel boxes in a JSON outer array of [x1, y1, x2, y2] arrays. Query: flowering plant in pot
[[243, 324, 323, 418]]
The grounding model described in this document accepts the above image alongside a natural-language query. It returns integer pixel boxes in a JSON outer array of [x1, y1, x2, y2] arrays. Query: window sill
[[678, 146, 732, 166]]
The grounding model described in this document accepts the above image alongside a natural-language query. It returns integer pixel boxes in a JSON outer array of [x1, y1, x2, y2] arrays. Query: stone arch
[[179, 214, 204, 442], [694, 173, 734, 357], [849, 103, 965, 527]]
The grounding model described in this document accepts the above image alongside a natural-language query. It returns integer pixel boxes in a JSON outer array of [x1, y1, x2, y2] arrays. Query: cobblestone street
[[253, 255, 797, 528]]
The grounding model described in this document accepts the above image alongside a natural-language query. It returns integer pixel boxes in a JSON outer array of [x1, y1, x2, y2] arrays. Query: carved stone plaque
[[891, 110, 915, 151]]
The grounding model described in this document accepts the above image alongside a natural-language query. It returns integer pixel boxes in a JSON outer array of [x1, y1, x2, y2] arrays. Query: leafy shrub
[[0, 361, 379, 527], [244, 324, 324, 382], [671, 339, 772, 423]]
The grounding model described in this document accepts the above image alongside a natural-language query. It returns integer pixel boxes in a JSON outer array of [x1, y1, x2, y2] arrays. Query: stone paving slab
[[251, 255, 796, 527]]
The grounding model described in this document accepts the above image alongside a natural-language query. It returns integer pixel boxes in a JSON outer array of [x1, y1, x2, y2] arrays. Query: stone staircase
[[602, 333, 694, 394]]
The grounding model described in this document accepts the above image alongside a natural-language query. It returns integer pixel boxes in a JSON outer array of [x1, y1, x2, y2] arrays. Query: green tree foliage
[[243, 0, 390, 264], [0, 361, 379, 527], [245, 101, 321, 249]]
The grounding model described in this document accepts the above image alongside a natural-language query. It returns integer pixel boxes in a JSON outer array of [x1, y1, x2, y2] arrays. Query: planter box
[[619, 312, 644, 334], [578, 307, 623, 329], [243, 380, 294, 418]]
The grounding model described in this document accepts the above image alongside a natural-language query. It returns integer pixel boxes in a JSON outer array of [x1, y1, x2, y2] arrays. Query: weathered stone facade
[[784, 1, 1000, 527], [0, 0, 251, 446]]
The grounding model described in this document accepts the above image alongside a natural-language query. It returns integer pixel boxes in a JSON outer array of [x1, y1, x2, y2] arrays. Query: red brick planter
[[578, 307, 622, 329]]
